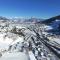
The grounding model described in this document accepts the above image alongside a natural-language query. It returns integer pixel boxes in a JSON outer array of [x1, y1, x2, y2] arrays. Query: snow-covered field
[[0, 32, 24, 50], [0, 22, 36, 60], [0, 19, 60, 60], [0, 52, 29, 60]]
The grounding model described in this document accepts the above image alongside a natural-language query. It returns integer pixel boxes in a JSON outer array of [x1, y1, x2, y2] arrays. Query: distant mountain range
[[0, 15, 60, 24], [0, 16, 9, 20], [0, 16, 44, 23]]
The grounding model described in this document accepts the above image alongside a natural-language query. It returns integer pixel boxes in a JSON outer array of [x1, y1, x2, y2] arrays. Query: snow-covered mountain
[[42, 15, 60, 24], [43, 15, 60, 34], [8, 17, 44, 23], [50, 20, 60, 29]]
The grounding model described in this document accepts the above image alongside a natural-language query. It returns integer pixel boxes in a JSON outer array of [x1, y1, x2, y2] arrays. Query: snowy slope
[[0, 52, 29, 60], [44, 19, 60, 31]]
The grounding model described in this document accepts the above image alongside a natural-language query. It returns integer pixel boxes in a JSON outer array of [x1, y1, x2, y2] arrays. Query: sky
[[0, 0, 60, 19]]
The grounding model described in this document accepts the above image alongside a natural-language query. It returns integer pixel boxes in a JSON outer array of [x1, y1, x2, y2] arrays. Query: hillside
[[42, 15, 60, 24]]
